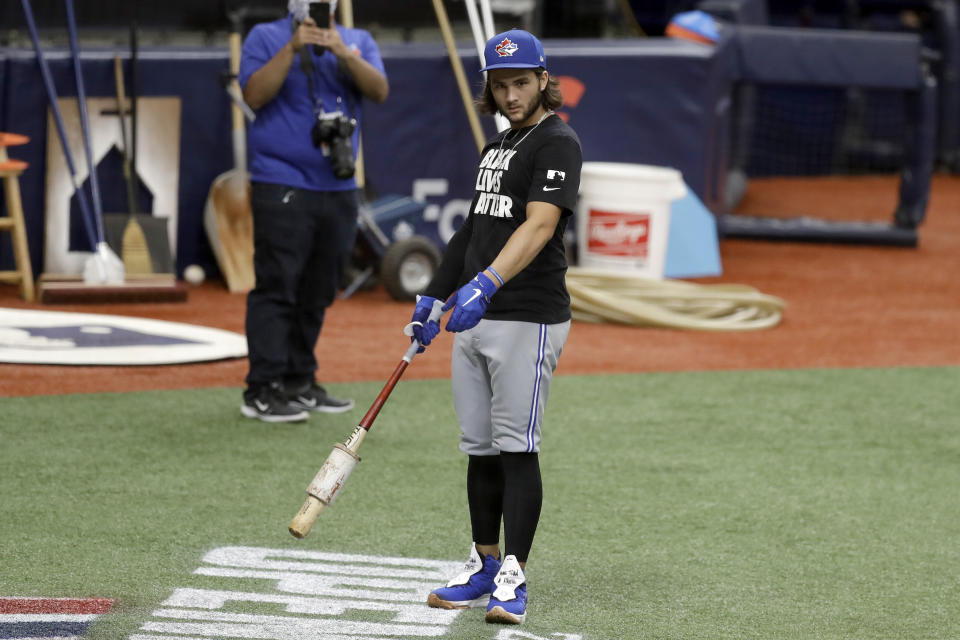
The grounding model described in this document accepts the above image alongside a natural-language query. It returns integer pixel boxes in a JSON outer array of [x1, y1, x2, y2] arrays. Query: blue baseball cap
[[480, 29, 547, 72]]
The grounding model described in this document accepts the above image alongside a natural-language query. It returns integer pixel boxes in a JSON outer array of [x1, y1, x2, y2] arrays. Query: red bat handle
[[358, 359, 410, 431], [357, 298, 443, 431]]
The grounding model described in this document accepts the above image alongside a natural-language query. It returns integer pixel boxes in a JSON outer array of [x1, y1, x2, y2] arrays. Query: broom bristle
[[122, 217, 153, 274]]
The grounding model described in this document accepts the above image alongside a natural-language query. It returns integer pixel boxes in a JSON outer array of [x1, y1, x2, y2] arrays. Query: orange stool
[[0, 132, 35, 302]]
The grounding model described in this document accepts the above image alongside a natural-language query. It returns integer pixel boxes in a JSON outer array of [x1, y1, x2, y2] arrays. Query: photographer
[[239, 0, 388, 422]]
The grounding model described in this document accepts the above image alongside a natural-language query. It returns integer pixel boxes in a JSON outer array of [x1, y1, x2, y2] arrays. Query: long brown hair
[[475, 68, 564, 116]]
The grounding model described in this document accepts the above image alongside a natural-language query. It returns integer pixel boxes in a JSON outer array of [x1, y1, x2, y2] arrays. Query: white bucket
[[576, 162, 687, 279]]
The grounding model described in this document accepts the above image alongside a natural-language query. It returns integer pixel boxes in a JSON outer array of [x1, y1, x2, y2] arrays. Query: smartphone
[[309, 1, 331, 54], [310, 1, 331, 28]]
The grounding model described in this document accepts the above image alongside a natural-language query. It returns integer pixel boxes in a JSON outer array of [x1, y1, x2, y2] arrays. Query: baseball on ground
[[184, 264, 206, 285]]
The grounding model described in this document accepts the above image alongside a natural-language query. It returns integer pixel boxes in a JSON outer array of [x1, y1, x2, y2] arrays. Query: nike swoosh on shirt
[[543, 186, 561, 191], [463, 288, 483, 307]]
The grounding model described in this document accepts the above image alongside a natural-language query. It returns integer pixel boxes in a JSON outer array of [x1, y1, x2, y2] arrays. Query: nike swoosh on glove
[[410, 295, 442, 353], [443, 271, 498, 332]]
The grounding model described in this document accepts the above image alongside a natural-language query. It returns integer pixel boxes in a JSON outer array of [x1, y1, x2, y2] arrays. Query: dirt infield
[[2, 175, 959, 398]]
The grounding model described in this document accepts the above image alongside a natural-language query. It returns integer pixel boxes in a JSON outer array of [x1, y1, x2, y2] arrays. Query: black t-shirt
[[426, 113, 583, 324]]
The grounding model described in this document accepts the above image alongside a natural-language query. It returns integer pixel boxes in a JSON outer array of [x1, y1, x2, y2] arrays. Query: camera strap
[[292, 17, 355, 119], [299, 52, 323, 116], [292, 19, 323, 116]]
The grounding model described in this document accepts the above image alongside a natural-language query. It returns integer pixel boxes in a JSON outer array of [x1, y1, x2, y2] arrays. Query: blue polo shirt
[[239, 15, 385, 191]]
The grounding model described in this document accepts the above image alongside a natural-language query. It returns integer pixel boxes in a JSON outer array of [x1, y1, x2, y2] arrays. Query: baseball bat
[[289, 299, 445, 539]]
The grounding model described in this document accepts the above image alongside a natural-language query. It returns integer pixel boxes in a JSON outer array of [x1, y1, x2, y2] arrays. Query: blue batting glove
[[443, 271, 498, 332], [410, 295, 442, 353]]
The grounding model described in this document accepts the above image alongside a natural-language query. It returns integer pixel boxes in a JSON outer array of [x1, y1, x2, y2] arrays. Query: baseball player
[[409, 29, 582, 625]]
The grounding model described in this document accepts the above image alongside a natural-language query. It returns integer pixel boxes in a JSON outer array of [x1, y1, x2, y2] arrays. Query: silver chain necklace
[[498, 110, 554, 151]]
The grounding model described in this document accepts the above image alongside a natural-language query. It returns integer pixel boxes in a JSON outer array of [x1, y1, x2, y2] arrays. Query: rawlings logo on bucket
[[587, 210, 650, 258]]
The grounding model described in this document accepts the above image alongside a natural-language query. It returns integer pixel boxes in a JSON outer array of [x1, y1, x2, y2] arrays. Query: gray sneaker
[[242, 382, 309, 423], [288, 383, 355, 414]]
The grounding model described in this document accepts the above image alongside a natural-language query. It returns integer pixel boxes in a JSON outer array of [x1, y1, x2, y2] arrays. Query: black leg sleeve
[[467, 454, 504, 546], [501, 452, 542, 564]]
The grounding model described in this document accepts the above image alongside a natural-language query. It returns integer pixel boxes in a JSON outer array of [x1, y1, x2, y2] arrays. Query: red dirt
[[2, 175, 959, 398]]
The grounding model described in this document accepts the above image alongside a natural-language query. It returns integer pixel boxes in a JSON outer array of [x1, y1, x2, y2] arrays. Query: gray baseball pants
[[451, 318, 571, 455]]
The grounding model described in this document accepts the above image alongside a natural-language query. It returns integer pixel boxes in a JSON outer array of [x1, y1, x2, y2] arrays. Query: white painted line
[[130, 636, 213, 640], [194, 567, 439, 602], [137, 546, 468, 639], [162, 589, 458, 625], [144, 607, 448, 637], [132, 634, 400, 640], [201, 547, 457, 578], [0, 613, 99, 622], [199, 560, 438, 580]]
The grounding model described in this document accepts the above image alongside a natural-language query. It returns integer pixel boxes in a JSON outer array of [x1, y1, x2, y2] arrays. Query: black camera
[[311, 111, 357, 180]]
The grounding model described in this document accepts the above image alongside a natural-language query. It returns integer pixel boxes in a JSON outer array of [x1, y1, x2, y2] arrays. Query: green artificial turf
[[1, 367, 958, 639]]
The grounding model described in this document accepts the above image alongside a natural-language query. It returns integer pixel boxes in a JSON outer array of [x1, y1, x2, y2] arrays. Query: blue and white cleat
[[427, 543, 501, 610], [485, 554, 527, 624]]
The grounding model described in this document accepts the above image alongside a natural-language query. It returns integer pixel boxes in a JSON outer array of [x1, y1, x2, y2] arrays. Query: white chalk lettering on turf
[[131, 636, 399, 640], [202, 546, 455, 577], [195, 567, 439, 602], [141, 608, 448, 637], [132, 636, 399, 640], [133, 546, 463, 639], [496, 632, 584, 640], [161, 588, 457, 624], [133, 546, 585, 639]]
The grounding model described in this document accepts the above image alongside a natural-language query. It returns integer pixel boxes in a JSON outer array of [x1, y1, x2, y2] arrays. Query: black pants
[[244, 182, 358, 389]]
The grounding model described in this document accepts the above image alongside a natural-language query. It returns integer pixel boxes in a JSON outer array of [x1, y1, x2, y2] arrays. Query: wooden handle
[[228, 32, 244, 135], [432, 0, 485, 153], [113, 56, 128, 111], [340, 0, 354, 28], [112, 58, 131, 173], [336, 0, 365, 189], [289, 495, 326, 539], [113, 56, 138, 215]]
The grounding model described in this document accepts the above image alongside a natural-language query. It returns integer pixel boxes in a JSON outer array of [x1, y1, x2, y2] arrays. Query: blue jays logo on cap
[[480, 29, 547, 72], [495, 38, 519, 57]]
